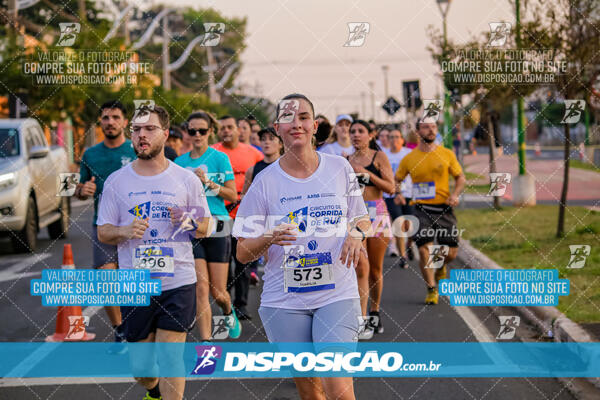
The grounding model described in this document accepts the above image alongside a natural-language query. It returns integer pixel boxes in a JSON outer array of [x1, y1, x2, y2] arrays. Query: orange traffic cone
[[46, 244, 96, 342]]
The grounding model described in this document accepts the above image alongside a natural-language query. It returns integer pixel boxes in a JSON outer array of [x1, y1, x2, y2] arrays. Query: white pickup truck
[[0, 119, 70, 252]]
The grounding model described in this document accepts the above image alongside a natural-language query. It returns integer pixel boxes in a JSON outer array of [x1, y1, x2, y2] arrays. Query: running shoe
[[142, 393, 161, 400], [250, 271, 259, 286], [407, 245, 414, 261], [107, 328, 127, 355], [425, 287, 439, 305], [357, 317, 375, 340], [370, 311, 383, 334], [435, 265, 447, 282], [398, 256, 408, 269], [225, 308, 242, 339]]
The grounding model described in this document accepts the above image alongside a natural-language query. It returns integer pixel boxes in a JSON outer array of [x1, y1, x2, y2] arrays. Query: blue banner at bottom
[[1, 342, 599, 378]]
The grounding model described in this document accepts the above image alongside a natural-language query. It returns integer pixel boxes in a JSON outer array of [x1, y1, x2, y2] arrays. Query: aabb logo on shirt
[[281, 207, 308, 232], [128, 202, 151, 219]]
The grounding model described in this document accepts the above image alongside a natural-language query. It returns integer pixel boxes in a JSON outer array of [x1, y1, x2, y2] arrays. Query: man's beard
[[420, 133, 436, 144], [134, 142, 163, 160], [103, 127, 122, 139]]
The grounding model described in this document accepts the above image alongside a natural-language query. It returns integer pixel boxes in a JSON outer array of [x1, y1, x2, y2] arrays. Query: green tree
[[521, 0, 600, 237]]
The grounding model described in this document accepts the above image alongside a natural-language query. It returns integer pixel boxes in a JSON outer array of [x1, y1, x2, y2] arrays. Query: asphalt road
[[0, 202, 579, 399]]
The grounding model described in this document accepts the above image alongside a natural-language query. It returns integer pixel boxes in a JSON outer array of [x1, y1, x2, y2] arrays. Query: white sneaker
[[357, 316, 376, 340], [358, 325, 374, 340]]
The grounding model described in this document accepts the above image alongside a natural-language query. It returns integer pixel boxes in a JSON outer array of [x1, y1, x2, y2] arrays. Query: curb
[[456, 239, 600, 389]]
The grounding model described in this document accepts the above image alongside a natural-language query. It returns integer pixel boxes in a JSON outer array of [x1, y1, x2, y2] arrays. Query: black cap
[[258, 127, 279, 140], [169, 127, 183, 140]]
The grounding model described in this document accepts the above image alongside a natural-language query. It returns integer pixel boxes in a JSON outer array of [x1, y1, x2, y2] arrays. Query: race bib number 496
[[133, 246, 175, 277]]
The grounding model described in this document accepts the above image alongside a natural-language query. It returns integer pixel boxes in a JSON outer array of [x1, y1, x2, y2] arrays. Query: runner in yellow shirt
[[395, 117, 465, 305]]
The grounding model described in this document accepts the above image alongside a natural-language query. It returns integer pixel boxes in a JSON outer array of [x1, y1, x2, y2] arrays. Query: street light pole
[[368, 81, 376, 120], [516, 0, 526, 175], [511, 0, 536, 206], [162, 15, 171, 90], [360, 91, 366, 118], [382, 65, 389, 99], [382, 65, 390, 122], [436, 0, 453, 149]]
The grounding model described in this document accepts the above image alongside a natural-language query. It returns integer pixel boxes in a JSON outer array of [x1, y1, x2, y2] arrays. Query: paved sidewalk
[[463, 154, 600, 203]]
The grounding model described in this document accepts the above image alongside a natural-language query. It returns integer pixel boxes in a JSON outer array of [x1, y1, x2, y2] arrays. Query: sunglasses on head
[[187, 128, 210, 136]]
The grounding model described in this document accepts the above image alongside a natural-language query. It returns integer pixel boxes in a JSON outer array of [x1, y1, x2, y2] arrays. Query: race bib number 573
[[283, 247, 334, 293]]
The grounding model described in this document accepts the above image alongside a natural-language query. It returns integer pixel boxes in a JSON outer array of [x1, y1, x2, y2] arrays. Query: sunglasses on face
[[187, 128, 210, 136]]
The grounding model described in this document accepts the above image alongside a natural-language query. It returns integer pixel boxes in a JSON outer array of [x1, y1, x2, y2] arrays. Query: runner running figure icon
[[193, 347, 218, 373]]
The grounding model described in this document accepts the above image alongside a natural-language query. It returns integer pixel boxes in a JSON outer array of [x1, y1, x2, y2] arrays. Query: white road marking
[[453, 305, 514, 367], [1, 305, 103, 384], [0, 253, 51, 283], [452, 305, 495, 342]]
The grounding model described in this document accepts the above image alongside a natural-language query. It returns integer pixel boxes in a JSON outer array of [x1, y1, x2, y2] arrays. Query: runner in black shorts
[[383, 129, 415, 268], [97, 105, 212, 400], [395, 117, 465, 305]]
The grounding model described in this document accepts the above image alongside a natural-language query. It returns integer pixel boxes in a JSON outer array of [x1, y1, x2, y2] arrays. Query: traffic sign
[[382, 96, 401, 116], [402, 80, 422, 109]]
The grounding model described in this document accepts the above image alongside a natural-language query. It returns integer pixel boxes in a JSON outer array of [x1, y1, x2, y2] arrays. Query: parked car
[[0, 118, 70, 252]]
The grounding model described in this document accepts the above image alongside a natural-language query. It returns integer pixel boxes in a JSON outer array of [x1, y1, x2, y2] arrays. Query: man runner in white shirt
[[97, 105, 212, 400]]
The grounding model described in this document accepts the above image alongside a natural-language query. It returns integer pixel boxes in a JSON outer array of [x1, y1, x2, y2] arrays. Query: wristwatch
[[354, 225, 366, 241]]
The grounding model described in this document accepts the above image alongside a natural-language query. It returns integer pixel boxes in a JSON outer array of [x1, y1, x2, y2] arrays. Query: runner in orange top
[[211, 115, 263, 218]]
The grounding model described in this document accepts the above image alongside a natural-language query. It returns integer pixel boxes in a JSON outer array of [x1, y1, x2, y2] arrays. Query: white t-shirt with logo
[[383, 147, 413, 198], [233, 153, 368, 310], [97, 162, 211, 291], [318, 141, 355, 157]]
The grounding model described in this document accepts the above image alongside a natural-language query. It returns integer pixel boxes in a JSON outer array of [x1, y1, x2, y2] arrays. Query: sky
[[174, 0, 515, 122]]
